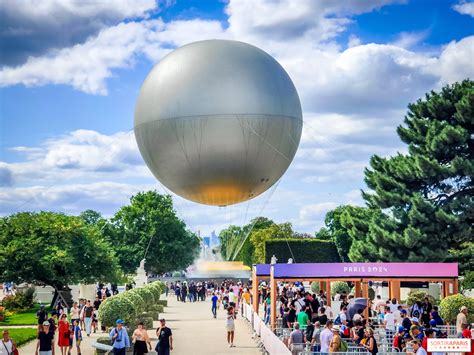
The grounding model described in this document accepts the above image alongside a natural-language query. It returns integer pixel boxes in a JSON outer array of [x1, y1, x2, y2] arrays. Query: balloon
[[134, 40, 302, 206]]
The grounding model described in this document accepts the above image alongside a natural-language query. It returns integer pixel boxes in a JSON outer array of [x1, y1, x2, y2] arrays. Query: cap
[[410, 317, 419, 323], [398, 326, 405, 333], [332, 325, 341, 332], [460, 306, 468, 312], [400, 309, 407, 314], [429, 319, 437, 326], [42, 321, 50, 326], [116, 319, 124, 324]]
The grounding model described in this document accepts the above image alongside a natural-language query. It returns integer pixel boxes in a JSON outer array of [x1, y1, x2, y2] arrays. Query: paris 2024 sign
[[134, 40, 302, 206]]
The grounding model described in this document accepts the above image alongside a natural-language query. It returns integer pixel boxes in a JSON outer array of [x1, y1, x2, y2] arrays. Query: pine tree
[[345, 80, 473, 273]]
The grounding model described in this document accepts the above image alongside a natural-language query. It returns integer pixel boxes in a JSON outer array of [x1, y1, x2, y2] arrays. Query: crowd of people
[[262, 282, 473, 355]]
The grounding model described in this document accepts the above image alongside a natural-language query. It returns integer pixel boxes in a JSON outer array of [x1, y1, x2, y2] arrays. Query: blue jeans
[[212, 304, 217, 317], [84, 317, 92, 334]]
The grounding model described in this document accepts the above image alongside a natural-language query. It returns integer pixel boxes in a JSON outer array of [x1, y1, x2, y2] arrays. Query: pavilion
[[251, 262, 459, 329]]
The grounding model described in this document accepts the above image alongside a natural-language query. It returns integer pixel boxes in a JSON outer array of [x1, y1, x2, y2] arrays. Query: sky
[[1, 0, 473, 236]]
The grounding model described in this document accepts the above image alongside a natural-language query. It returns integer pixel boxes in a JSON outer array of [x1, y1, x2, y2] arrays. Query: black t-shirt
[[94, 300, 101, 310], [288, 309, 296, 323], [84, 306, 94, 317], [402, 318, 411, 331], [318, 314, 328, 325], [37, 310, 48, 324], [48, 318, 56, 336], [311, 299, 320, 313], [157, 327, 172, 349], [38, 331, 54, 351], [355, 327, 365, 344]]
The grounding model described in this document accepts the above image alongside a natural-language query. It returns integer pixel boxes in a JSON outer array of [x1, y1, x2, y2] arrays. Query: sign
[[272, 262, 458, 278], [255, 264, 271, 276], [427, 338, 471, 352]]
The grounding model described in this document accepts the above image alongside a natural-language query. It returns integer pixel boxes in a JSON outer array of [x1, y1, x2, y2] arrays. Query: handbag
[[2, 340, 18, 355]]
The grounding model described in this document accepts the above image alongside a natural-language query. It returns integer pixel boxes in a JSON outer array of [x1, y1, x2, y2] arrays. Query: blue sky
[[1, 0, 473, 235]]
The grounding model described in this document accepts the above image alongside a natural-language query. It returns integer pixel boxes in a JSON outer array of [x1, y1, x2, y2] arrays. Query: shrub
[[156, 300, 167, 307], [461, 271, 474, 294], [331, 281, 350, 295], [406, 290, 438, 306], [98, 296, 137, 328], [0, 307, 4, 321], [1, 288, 36, 311], [142, 311, 159, 321], [137, 288, 155, 309], [152, 304, 164, 313], [439, 294, 474, 324], [310, 282, 320, 294], [147, 282, 163, 301], [120, 290, 145, 315], [350, 286, 376, 300], [264, 239, 341, 263]]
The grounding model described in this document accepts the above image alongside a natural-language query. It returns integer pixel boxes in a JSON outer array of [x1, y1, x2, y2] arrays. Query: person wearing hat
[[156, 318, 173, 355], [411, 339, 427, 355], [329, 325, 341, 352], [109, 319, 130, 355], [35, 321, 54, 355], [411, 325, 424, 341], [394, 326, 406, 352], [456, 306, 469, 337]]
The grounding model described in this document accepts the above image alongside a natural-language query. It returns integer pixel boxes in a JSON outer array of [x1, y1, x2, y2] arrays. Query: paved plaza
[[18, 295, 261, 355]]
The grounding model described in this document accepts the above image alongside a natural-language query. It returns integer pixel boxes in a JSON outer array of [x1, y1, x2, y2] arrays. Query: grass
[[0, 327, 37, 347], [0, 304, 51, 326]]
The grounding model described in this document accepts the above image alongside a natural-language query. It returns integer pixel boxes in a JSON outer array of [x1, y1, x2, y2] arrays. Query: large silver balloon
[[134, 40, 302, 206]]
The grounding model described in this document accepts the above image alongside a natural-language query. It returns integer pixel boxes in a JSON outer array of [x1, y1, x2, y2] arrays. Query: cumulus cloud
[[0, 0, 157, 66], [453, 1, 474, 17]]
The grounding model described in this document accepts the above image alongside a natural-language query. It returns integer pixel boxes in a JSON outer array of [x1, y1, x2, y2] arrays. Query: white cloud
[[0, 0, 157, 66], [436, 36, 474, 84], [390, 30, 430, 49], [453, 1, 474, 17]]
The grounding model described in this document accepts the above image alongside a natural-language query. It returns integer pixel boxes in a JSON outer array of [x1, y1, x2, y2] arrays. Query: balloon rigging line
[[230, 178, 281, 261], [9, 129, 135, 214]]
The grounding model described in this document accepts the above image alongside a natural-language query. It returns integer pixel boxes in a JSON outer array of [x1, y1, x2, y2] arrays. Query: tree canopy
[[0, 212, 120, 288], [343, 80, 473, 272], [108, 191, 200, 274]]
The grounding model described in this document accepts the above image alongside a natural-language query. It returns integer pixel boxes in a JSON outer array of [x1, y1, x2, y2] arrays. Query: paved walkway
[[18, 295, 262, 355]]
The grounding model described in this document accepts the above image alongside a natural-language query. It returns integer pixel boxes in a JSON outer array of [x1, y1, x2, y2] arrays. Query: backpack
[[334, 314, 342, 325], [340, 340, 348, 352]]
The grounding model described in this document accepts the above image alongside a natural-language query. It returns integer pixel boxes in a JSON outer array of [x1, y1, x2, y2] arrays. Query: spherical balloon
[[134, 40, 302, 206]]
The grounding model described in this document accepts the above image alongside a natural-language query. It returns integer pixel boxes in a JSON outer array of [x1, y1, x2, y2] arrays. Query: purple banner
[[255, 264, 271, 276], [272, 263, 458, 278]]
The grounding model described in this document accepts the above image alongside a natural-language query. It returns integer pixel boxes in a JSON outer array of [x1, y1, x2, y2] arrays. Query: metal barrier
[[297, 352, 370, 355], [438, 325, 457, 337]]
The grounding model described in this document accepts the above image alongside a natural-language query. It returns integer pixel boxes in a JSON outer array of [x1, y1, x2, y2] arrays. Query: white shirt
[[0, 340, 13, 355], [320, 328, 333, 353], [334, 293, 341, 301], [228, 291, 237, 303], [393, 310, 402, 325], [384, 312, 395, 330], [389, 303, 399, 313], [339, 311, 347, 323]]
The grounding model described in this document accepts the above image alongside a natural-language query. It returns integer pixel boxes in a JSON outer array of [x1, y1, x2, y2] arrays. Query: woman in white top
[[70, 302, 80, 322], [226, 306, 236, 348], [0, 330, 16, 355]]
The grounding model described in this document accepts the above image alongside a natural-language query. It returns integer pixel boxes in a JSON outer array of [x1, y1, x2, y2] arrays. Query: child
[[72, 319, 82, 354]]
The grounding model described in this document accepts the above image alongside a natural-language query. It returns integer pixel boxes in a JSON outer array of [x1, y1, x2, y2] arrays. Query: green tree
[[250, 222, 294, 263], [0, 212, 120, 296], [109, 191, 200, 274], [345, 80, 473, 270], [218, 225, 243, 260]]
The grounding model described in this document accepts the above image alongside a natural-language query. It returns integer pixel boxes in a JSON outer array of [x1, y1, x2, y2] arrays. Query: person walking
[[384, 306, 396, 344], [211, 292, 218, 318], [132, 322, 152, 355], [37, 305, 49, 331], [70, 302, 80, 326], [362, 328, 378, 355], [71, 319, 82, 355], [226, 306, 236, 348], [35, 321, 55, 355], [329, 325, 341, 353], [320, 320, 334, 355], [81, 300, 94, 337], [57, 314, 70, 355], [0, 330, 17, 355], [288, 323, 305, 355], [109, 319, 130, 355], [156, 319, 173, 355], [456, 306, 469, 337]]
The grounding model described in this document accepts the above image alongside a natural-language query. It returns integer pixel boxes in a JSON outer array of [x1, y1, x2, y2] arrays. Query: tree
[[0, 212, 120, 302], [218, 225, 243, 261], [250, 222, 294, 263], [345, 80, 473, 271], [109, 191, 200, 274]]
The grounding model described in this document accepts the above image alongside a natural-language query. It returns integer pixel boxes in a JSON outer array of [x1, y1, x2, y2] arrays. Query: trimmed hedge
[[331, 281, 350, 295], [265, 239, 341, 263], [136, 315, 153, 329], [406, 290, 438, 306], [156, 300, 168, 307], [98, 281, 165, 329]]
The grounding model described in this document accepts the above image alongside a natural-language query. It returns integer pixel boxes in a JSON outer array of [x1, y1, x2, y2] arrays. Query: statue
[[134, 259, 147, 286], [271, 255, 278, 265]]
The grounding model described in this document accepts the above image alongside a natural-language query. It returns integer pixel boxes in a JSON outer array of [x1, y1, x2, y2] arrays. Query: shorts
[[226, 321, 235, 332]]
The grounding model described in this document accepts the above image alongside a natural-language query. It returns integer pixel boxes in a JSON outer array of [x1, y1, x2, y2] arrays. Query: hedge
[[406, 290, 438, 306], [136, 315, 153, 329], [265, 239, 341, 263], [156, 300, 168, 307], [98, 281, 165, 329], [439, 294, 474, 324]]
